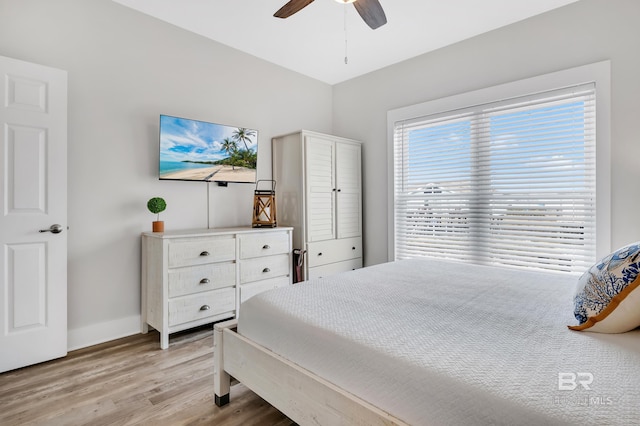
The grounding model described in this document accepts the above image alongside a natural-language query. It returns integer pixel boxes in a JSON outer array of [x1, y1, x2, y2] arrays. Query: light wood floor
[[0, 326, 294, 425]]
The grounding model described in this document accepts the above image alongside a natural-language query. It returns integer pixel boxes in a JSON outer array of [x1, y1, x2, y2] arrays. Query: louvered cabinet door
[[304, 136, 335, 242], [335, 142, 362, 239]]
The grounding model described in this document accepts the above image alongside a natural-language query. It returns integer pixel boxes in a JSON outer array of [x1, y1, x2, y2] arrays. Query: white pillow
[[569, 242, 640, 333]]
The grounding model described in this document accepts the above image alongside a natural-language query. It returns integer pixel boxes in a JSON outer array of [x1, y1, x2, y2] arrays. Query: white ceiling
[[112, 0, 579, 85]]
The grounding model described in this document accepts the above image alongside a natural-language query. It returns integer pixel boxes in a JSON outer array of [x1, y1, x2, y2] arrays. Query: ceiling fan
[[274, 0, 387, 30]]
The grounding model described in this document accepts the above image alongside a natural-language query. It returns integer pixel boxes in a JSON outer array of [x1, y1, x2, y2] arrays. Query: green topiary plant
[[147, 197, 166, 221]]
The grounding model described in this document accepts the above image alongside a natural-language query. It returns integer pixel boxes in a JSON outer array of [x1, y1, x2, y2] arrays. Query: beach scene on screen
[[159, 115, 258, 183]]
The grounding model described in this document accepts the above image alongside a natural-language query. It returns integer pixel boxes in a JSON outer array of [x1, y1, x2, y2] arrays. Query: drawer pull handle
[[263, 244, 270, 249], [199, 278, 210, 284], [262, 267, 271, 273], [200, 305, 210, 311], [200, 251, 210, 257]]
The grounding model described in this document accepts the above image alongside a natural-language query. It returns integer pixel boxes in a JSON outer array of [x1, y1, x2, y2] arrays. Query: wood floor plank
[[0, 326, 295, 426]]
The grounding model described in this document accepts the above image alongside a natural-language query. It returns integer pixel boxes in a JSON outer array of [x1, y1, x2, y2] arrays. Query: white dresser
[[141, 227, 292, 349]]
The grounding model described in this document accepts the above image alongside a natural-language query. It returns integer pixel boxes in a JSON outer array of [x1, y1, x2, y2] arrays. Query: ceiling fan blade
[[274, 0, 315, 19], [353, 0, 387, 29]]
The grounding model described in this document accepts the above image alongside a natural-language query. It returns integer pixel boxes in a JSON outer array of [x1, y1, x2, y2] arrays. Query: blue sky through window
[[405, 100, 588, 194]]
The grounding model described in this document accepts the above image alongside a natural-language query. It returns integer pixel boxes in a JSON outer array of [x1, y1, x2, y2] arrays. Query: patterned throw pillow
[[569, 242, 640, 333]]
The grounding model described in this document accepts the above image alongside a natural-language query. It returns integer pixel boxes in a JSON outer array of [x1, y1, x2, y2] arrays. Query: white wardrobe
[[272, 130, 362, 280]]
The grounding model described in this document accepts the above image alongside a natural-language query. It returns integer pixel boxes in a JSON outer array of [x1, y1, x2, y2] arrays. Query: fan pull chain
[[344, 4, 348, 64]]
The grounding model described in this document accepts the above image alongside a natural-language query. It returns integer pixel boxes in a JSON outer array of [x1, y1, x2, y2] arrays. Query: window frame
[[387, 61, 611, 266]]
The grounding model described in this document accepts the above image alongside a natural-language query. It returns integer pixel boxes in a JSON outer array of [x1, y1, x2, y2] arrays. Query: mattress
[[238, 258, 640, 425]]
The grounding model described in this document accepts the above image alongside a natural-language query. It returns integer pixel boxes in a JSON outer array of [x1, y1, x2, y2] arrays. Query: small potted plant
[[147, 197, 167, 232]]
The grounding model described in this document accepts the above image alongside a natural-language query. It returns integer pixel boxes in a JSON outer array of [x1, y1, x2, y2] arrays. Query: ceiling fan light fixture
[[275, 0, 386, 30]]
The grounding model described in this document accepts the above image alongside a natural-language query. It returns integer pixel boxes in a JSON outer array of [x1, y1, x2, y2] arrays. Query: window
[[389, 63, 610, 274]]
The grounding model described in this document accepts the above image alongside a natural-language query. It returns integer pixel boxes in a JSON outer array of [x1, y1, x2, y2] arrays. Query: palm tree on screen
[[234, 148, 257, 169], [232, 128, 256, 151], [221, 138, 238, 170]]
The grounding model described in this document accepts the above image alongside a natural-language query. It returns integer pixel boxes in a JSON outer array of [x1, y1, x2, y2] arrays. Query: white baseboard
[[67, 315, 141, 352]]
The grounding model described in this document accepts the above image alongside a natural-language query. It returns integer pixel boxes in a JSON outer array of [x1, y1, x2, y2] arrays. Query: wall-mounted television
[[159, 114, 258, 185]]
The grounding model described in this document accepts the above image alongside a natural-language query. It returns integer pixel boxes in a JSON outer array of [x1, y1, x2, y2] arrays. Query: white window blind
[[393, 84, 596, 274]]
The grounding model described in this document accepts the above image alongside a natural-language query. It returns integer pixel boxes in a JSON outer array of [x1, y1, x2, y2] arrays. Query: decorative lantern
[[252, 180, 277, 228]]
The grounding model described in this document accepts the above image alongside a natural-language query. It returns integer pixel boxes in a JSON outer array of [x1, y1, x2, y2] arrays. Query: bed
[[214, 258, 640, 425]]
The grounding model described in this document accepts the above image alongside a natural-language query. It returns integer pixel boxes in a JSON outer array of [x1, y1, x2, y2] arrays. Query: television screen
[[159, 114, 258, 184]]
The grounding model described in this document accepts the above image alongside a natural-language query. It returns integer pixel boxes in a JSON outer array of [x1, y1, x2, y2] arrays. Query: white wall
[[0, 0, 333, 349], [333, 0, 640, 267]]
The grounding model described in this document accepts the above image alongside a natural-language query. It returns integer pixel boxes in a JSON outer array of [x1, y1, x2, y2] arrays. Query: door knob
[[39, 224, 63, 234]]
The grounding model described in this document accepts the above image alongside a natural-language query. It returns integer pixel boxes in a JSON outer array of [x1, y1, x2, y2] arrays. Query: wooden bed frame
[[213, 319, 408, 425]]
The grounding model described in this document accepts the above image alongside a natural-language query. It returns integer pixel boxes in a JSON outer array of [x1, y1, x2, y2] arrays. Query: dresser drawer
[[240, 253, 290, 284], [168, 262, 235, 298], [307, 257, 362, 280], [168, 237, 235, 268], [307, 237, 362, 267], [239, 231, 290, 259], [168, 287, 235, 327], [239, 276, 290, 305]]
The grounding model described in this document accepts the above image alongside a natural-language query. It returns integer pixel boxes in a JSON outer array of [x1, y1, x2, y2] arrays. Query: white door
[[0, 55, 68, 373], [335, 142, 361, 239], [304, 136, 335, 242]]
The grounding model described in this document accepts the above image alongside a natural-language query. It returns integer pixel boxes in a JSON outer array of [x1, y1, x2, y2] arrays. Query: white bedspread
[[238, 258, 640, 425]]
